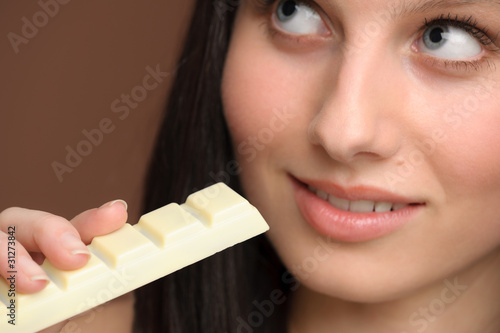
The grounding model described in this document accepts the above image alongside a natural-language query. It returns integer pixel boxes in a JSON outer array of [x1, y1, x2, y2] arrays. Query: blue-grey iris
[[423, 25, 449, 50], [277, 0, 298, 22]]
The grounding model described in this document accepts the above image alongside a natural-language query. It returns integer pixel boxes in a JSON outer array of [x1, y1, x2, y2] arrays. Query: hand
[[0, 200, 129, 331]]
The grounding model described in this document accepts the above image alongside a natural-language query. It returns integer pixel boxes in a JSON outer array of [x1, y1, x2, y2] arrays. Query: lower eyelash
[[422, 54, 496, 73], [443, 59, 484, 72], [261, 18, 305, 44], [443, 58, 496, 72]]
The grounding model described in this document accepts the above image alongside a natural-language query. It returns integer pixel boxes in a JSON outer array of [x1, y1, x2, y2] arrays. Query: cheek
[[403, 73, 500, 198], [222, 46, 296, 167], [431, 86, 500, 196], [408, 79, 500, 253], [220, 25, 320, 251], [222, 49, 302, 145], [221, 17, 333, 152], [441, 105, 500, 240]]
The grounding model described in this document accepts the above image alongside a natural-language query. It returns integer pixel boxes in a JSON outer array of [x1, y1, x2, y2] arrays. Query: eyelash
[[424, 14, 499, 49], [422, 14, 500, 71], [252, 0, 500, 71]]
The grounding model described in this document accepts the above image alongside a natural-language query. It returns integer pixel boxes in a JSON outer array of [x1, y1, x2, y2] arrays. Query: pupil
[[282, 1, 297, 17], [430, 27, 444, 43]]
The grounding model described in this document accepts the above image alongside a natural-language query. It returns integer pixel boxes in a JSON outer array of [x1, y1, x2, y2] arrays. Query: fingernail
[[100, 199, 128, 211], [31, 275, 50, 283], [60, 233, 91, 256], [18, 256, 49, 282]]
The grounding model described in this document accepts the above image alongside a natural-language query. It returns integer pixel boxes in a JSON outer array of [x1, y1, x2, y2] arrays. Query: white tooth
[[316, 190, 328, 200], [375, 202, 393, 213], [308, 185, 316, 194], [392, 203, 408, 211], [350, 200, 376, 213], [328, 195, 350, 211]]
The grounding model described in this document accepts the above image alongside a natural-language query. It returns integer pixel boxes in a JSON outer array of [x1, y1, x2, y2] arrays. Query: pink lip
[[290, 176, 424, 242], [300, 177, 421, 203]]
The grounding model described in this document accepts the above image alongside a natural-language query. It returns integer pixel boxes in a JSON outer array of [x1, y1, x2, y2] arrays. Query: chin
[[296, 264, 423, 304]]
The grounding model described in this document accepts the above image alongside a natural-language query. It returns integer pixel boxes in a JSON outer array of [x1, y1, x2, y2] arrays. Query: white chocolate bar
[[0, 183, 269, 332]]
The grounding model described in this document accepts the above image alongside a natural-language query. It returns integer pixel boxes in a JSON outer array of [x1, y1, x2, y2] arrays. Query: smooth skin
[[3, 0, 500, 332], [222, 0, 500, 332], [0, 201, 133, 332]]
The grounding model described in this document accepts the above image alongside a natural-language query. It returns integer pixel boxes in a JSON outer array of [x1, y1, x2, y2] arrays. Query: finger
[[70, 200, 128, 244], [0, 231, 50, 294], [0, 208, 90, 271]]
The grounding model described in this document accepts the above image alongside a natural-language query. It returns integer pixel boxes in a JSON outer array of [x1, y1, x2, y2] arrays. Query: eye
[[419, 24, 482, 60], [272, 0, 328, 36]]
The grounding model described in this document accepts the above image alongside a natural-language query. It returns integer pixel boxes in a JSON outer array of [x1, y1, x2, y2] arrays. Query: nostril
[[352, 151, 383, 160]]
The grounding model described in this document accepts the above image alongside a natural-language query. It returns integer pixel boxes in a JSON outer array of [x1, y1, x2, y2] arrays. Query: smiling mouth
[[292, 176, 426, 241], [306, 185, 422, 213]]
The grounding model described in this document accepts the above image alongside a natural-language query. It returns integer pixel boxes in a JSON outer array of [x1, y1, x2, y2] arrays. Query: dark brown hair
[[133, 1, 291, 332]]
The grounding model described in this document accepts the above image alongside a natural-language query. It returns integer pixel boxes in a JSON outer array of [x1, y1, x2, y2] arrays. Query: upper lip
[[294, 176, 424, 204]]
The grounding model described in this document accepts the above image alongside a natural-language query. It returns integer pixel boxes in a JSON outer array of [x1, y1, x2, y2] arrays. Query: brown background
[[0, 0, 194, 223]]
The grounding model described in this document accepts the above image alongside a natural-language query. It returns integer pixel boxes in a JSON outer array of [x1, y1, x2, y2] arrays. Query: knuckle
[[0, 207, 22, 221], [33, 213, 69, 235]]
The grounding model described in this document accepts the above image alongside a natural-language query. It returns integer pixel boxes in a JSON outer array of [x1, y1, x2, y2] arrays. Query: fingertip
[[97, 199, 128, 223], [70, 249, 91, 256], [31, 220, 92, 270], [98, 199, 129, 226], [45, 252, 91, 271], [16, 276, 49, 294], [57, 254, 91, 271], [15, 256, 50, 294], [100, 199, 128, 211], [31, 275, 50, 283], [18, 256, 48, 280], [60, 232, 90, 255], [72, 200, 128, 244]]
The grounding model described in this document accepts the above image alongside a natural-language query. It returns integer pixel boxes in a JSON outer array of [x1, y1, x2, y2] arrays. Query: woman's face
[[222, 0, 500, 302]]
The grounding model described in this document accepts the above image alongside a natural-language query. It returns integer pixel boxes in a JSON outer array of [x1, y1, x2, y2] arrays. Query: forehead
[[318, 0, 500, 18], [390, 0, 500, 16]]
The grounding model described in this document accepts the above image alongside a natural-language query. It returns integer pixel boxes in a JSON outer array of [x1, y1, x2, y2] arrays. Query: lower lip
[[291, 177, 423, 242]]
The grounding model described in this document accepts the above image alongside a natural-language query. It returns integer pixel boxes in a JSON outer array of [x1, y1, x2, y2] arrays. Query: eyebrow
[[391, 0, 500, 19]]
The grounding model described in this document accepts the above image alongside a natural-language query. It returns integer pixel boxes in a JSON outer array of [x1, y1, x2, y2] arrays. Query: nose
[[308, 46, 405, 165]]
